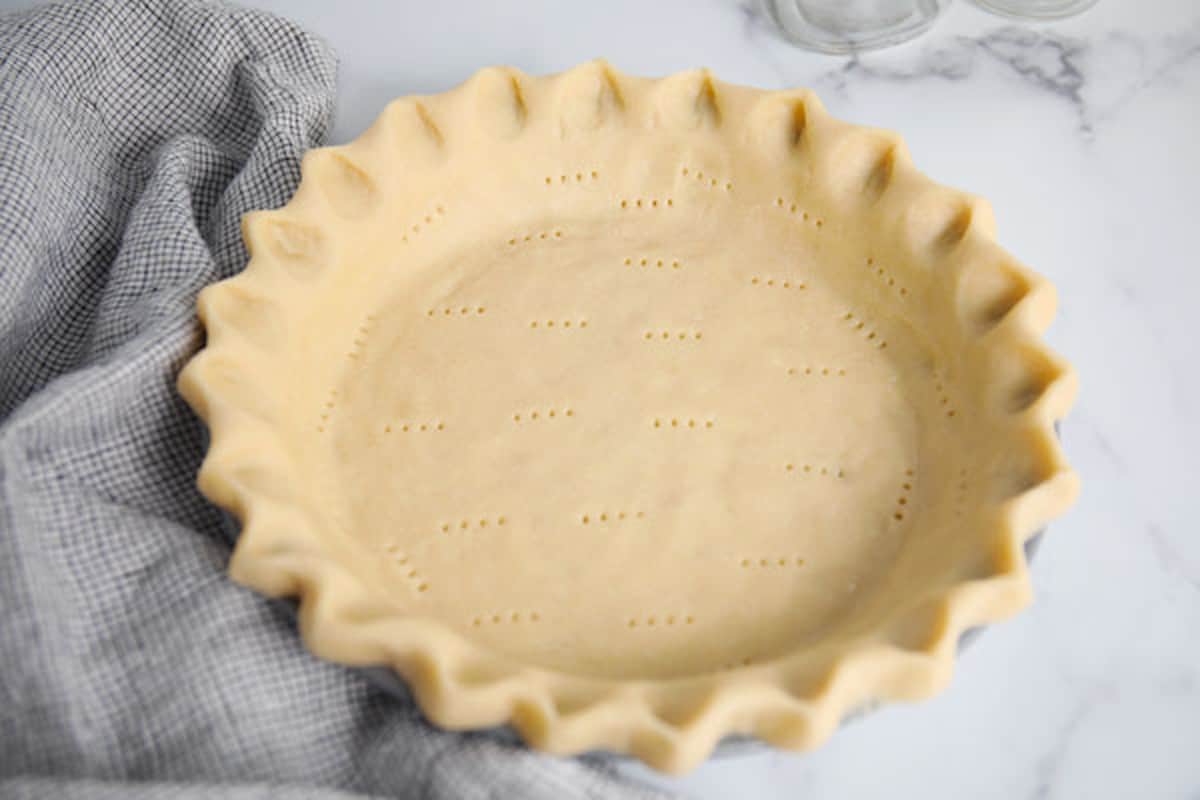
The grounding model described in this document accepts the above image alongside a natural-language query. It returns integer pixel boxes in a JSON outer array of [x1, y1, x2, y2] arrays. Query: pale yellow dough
[[179, 63, 1079, 772]]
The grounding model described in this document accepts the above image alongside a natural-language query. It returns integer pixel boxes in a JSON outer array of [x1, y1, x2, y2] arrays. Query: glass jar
[[974, 0, 1098, 19], [765, 0, 951, 54]]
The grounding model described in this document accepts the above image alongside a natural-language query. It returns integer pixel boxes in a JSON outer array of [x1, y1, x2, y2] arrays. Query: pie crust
[[178, 62, 1079, 773]]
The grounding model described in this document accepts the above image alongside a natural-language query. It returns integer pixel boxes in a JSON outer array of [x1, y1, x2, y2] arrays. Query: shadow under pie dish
[[177, 62, 1079, 773]]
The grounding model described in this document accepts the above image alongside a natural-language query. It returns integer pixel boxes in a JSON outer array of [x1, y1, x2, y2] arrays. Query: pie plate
[[178, 62, 1079, 773]]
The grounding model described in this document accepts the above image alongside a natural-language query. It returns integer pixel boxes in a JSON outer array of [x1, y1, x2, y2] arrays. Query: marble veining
[[742, 0, 1200, 139]]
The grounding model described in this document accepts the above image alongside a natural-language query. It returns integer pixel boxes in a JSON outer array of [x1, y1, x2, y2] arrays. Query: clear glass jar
[[765, 0, 950, 54], [974, 0, 1098, 19]]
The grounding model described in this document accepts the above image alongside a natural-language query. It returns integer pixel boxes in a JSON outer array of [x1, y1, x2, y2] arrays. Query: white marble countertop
[[287, 3, 1199, 796], [197, 1, 1200, 798], [13, 0, 1196, 796]]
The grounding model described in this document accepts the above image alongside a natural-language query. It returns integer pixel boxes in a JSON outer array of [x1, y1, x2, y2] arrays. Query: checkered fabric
[[0, 2, 670, 797]]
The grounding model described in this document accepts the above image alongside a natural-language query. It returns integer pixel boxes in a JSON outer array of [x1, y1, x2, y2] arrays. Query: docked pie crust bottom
[[179, 63, 1078, 772], [339, 208, 923, 680]]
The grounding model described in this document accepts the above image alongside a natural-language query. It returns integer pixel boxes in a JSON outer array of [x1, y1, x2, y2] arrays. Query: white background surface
[[8, 0, 1197, 797], [247, 3, 1200, 796]]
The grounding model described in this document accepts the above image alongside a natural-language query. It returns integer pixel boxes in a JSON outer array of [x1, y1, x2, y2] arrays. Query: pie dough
[[178, 62, 1078, 773]]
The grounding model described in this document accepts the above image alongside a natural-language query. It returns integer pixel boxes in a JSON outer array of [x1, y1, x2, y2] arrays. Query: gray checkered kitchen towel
[[0, 1, 672, 797]]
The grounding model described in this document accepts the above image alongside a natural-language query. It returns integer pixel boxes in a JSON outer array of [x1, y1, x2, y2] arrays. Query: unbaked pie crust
[[178, 62, 1079, 773]]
